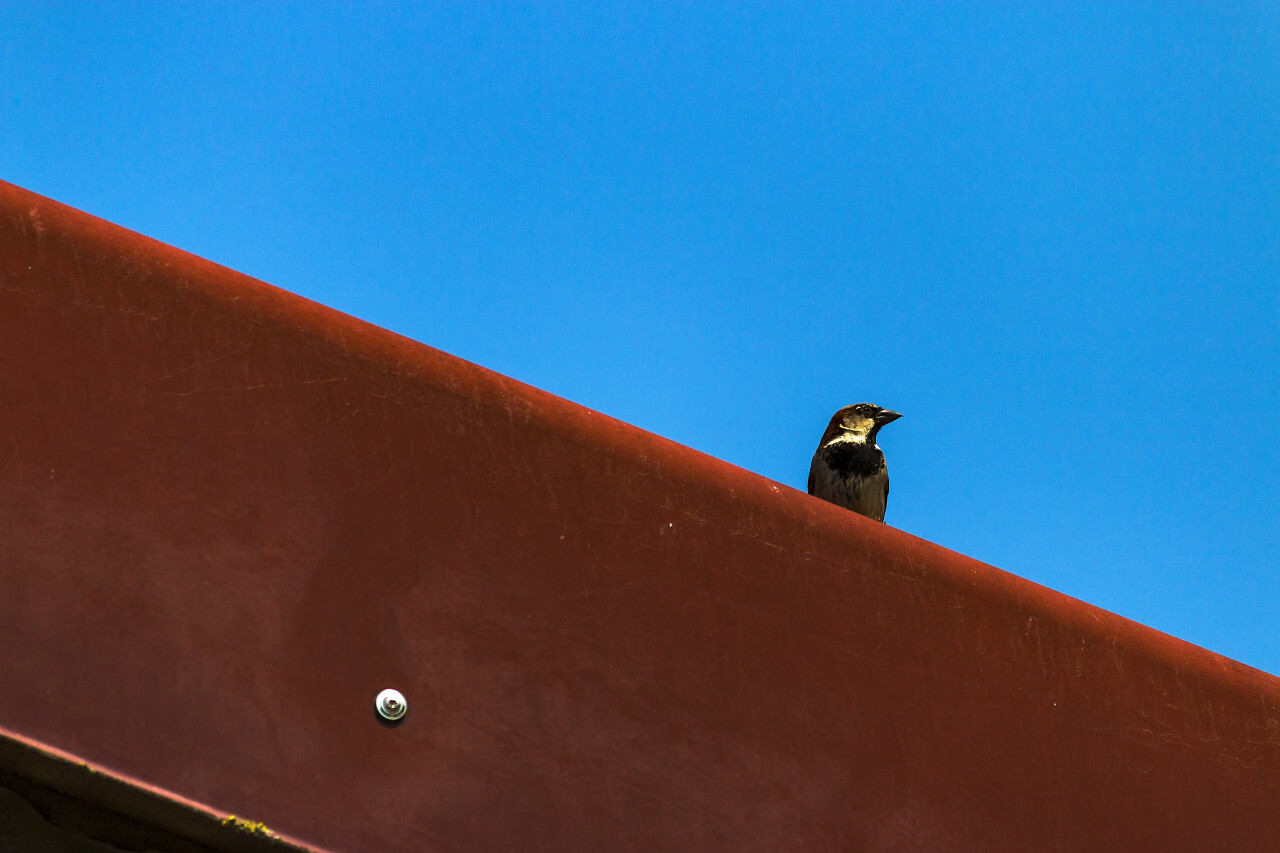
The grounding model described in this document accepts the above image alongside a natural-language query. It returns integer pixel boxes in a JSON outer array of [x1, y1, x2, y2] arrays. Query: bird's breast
[[819, 439, 885, 478], [808, 443, 889, 522]]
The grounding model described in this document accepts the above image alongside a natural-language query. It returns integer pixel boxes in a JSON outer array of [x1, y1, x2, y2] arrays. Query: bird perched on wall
[[808, 403, 902, 522]]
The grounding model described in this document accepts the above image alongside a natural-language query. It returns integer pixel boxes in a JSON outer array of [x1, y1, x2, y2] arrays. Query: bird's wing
[[806, 456, 817, 495]]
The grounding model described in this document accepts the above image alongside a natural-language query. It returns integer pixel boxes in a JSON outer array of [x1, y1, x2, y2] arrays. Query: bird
[[808, 403, 902, 522]]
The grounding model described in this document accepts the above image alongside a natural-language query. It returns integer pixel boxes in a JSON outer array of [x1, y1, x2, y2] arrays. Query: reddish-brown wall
[[1, 180, 1277, 851]]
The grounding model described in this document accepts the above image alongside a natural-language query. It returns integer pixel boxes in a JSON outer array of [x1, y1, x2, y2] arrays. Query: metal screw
[[375, 688, 407, 721]]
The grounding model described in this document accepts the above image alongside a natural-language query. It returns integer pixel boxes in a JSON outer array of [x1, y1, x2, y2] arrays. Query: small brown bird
[[808, 403, 902, 522]]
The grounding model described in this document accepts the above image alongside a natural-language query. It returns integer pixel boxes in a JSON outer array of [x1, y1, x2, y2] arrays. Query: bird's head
[[823, 403, 902, 444]]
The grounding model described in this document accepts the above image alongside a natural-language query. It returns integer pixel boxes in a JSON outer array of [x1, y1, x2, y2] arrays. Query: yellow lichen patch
[[221, 815, 279, 837]]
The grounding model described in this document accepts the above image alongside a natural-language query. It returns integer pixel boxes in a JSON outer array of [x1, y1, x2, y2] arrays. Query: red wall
[[1, 180, 1277, 851]]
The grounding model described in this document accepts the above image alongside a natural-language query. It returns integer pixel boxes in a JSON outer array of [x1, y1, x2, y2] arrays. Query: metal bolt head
[[376, 688, 407, 721]]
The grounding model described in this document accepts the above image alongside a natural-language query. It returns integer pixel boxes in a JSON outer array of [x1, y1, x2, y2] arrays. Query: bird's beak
[[875, 409, 902, 425]]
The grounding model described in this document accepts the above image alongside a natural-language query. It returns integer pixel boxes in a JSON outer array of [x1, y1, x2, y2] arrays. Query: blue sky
[[3, 4, 1277, 673]]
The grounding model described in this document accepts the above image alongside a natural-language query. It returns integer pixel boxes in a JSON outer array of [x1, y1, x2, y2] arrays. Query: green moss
[[221, 815, 278, 838]]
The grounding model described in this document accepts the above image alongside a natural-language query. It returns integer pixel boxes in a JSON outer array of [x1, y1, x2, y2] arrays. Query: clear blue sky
[[3, 4, 1277, 673]]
